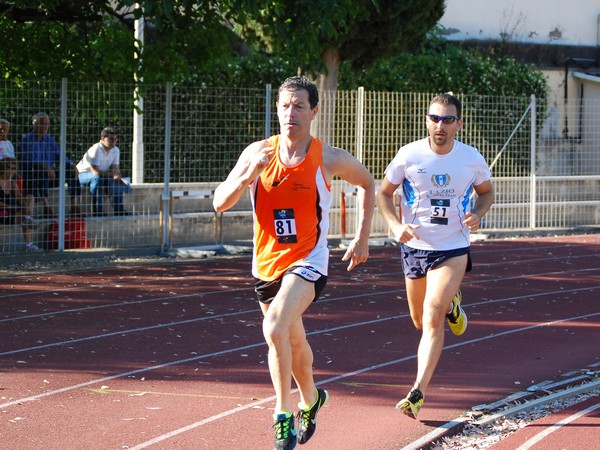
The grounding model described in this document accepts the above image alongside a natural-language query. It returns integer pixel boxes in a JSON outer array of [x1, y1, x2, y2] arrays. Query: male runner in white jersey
[[377, 93, 495, 418]]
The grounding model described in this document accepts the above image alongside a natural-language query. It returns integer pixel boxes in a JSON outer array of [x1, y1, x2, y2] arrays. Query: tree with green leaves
[[339, 33, 548, 99], [1, 1, 445, 91], [0, 1, 237, 84], [234, 0, 445, 91]]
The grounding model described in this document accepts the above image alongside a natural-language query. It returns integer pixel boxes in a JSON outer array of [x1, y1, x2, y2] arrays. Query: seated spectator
[[18, 112, 81, 217], [0, 119, 20, 188], [0, 158, 40, 252], [0, 119, 16, 160], [77, 127, 131, 216]]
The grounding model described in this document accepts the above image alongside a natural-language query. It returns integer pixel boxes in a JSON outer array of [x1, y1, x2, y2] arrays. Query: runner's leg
[[260, 274, 315, 414], [413, 254, 467, 393]]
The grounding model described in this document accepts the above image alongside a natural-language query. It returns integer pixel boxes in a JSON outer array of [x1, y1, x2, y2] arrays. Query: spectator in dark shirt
[[19, 112, 81, 216]]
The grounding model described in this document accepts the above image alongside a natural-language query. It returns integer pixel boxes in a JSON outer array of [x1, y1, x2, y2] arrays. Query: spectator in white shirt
[[77, 127, 131, 216]]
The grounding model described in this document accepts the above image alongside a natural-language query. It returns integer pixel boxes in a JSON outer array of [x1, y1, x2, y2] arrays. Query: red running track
[[0, 234, 599, 449], [490, 395, 600, 450]]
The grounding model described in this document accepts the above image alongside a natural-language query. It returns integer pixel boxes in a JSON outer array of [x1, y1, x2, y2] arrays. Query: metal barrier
[[159, 189, 223, 250], [340, 187, 399, 240]]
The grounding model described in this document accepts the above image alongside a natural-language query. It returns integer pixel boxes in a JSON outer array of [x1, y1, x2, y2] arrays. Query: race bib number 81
[[273, 209, 297, 243]]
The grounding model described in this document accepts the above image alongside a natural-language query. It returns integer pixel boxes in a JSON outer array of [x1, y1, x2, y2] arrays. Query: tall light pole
[[132, 3, 144, 184]]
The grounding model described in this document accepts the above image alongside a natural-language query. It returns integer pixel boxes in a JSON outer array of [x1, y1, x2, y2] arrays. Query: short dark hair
[[278, 76, 319, 109], [101, 127, 117, 138], [430, 93, 462, 119]]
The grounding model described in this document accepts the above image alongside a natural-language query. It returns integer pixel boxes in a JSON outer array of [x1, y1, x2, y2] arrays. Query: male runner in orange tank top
[[214, 76, 374, 450]]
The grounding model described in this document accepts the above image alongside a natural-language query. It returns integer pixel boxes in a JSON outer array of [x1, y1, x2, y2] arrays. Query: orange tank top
[[251, 135, 331, 281]]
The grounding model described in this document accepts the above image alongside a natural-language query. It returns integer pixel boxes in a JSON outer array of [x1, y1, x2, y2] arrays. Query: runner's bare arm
[[213, 140, 274, 212], [464, 179, 495, 231], [377, 176, 420, 243], [323, 145, 375, 271]]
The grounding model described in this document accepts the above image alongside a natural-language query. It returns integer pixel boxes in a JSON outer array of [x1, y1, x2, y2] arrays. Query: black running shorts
[[255, 265, 328, 304], [400, 244, 472, 279]]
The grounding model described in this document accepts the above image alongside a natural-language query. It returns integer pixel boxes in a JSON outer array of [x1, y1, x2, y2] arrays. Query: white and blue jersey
[[384, 137, 491, 251]]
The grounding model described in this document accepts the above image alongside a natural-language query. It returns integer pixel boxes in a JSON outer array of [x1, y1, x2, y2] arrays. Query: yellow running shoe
[[447, 289, 468, 335], [396, 388, 424, 419]]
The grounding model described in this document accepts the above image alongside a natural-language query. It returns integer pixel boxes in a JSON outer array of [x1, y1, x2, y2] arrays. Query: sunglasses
[[427, 114, 460, 124]]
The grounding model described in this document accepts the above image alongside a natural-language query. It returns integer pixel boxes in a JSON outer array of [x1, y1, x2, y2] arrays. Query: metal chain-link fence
[[1, 80, 599, 253]]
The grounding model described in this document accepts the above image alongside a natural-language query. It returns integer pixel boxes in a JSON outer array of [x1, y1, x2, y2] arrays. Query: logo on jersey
[[291, 265, 321, 282], [271, 174, 290, 187], [276, 209, 291, 219], [431, 174, 451, 188]]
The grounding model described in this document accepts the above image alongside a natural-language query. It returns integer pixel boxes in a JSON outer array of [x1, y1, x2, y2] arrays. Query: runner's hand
[[463, 212, 480, 231], [250, 143, 274, 178], [393, 223, 420, 244], [342, 238, 369, 271]]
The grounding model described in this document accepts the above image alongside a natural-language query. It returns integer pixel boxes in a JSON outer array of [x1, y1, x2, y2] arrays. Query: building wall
[[576, 74, 600, 175], [439, 0, 600, 173]]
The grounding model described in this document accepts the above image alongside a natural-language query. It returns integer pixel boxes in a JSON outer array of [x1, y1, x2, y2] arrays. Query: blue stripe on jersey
[[402, 179, 416, 208], [461, 185, 473, 212]]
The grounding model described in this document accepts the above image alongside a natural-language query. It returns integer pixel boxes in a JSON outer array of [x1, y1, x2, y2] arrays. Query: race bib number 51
[[430, 199, 449, 225], [273, 209, 297, 243]]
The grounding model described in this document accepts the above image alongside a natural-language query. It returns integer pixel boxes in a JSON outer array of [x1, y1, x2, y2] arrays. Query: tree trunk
[[317, 47, 340, 91], [314, 47, 340, 143]]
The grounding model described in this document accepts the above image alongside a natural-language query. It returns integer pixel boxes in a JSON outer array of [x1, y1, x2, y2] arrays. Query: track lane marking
[[2, 310, 598, 415], [514, 401, 600, 450], [1, 250, 598, 318], [125, 311, 600, 450], [2, 283, 598, 357]]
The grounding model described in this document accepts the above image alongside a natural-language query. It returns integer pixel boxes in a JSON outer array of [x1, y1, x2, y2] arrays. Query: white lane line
[[125, 311, 600, 450], [0, 339, 267, 409], [0, 286, 252, 324], [400, 391, 600, 450], [2, 304, 598, 445], [2, 282, 598, 357], [0, 289, 402, 356], [4, 304, 597, 410], [2, 251, 598, 322], [0, 307, 257, 356], [399, 418, 471, 450], [514, 401, 600, 450]]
